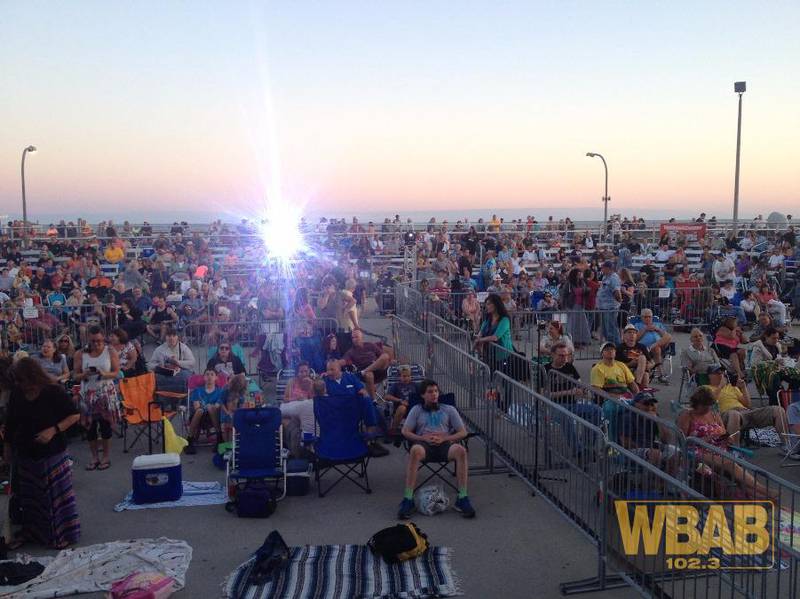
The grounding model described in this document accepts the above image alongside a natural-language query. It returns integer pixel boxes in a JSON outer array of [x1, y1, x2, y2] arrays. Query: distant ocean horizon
[[11, 205, 777, 226]]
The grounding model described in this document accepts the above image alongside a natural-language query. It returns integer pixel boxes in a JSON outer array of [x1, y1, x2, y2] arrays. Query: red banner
[[659, 222, 707, 241]]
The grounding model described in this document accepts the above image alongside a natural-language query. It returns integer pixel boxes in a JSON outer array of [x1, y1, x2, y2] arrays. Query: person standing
[[596, 261, 622, 345], [74, 325, 120, 470], [4, 358, 80, 548]]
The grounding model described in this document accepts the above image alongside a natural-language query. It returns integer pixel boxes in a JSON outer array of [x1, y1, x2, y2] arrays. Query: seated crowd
[[0, 212, 798, 550]]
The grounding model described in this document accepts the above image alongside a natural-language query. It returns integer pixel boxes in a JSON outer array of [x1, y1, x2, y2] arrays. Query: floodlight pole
[[732, 82, 746, 235], [586, 153, 609, 241], [21, 145, 37, 226]]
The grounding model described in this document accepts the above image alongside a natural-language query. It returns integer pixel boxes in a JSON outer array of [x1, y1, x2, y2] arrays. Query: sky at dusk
[[1, 1, 798, 224]]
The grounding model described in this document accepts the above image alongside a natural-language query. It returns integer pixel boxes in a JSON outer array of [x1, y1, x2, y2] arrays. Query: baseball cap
[[601, 342, 616, 352], [602, 261, 614, 269], [623, 323, 637, 332], [706, 364, 724, 375], [633, 391, 658, 405]]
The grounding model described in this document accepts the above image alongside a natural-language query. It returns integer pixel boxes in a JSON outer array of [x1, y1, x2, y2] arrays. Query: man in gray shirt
[[597, 261, 622, 345], [397, 379, 475, 519]]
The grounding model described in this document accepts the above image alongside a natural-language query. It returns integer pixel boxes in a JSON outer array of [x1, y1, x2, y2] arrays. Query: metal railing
[[389, 314, 800, 598]]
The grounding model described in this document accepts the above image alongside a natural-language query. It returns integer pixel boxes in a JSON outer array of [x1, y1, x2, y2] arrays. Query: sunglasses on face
[[219, 346, 230, 350]]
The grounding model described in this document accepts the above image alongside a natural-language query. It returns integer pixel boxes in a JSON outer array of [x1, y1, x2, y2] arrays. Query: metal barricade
[[427, 313, 472, 353], [391, 316, 431, 373], [491, 371, 608, 545], [687, 436, 800, 534], [4, 303, 120, 350], [523, 309, 630, 361], [480, 341, 533, 388], [634, 286, 715, 328], [428, 334, 493, 460], [394, 284, 426, 330]]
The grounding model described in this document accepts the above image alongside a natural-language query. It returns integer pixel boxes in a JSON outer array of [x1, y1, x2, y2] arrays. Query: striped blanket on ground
[[223, 544, 461, 599]]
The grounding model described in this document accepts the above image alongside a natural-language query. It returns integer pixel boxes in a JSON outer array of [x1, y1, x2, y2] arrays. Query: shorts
[[415, 441, 453, 462], [359, 369, 387, 385], [722, 407, 782, 430]]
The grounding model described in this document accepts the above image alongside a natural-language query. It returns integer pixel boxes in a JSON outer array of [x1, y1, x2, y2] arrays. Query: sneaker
[[184, 441, 197, 455], [397, 498, 415, 519], [368, 442, 390, 458], [453, 496, 476, 518]]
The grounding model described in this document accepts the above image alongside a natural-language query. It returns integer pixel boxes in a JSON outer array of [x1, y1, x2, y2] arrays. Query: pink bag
[[107, 572, 175, 599]]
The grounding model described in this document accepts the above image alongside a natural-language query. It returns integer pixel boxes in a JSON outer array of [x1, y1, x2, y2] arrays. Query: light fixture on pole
[[732, 81, 746, 235], [586, 152, 609, 240], [21, 145, 37, 224]]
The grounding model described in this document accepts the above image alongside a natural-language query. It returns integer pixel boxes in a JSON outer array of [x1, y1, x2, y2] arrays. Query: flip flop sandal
[[97, 461, 111, 470], [85, 461, 100, 471]]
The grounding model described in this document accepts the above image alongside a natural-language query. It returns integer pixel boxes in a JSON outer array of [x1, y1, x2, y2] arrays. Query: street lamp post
[[732, 82, 746, 235], [586, 152, 609, 240], [21, 145, 37, 225]]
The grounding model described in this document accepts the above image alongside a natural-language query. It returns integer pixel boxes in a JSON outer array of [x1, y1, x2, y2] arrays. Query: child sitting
[[384, 366, 417, 436]]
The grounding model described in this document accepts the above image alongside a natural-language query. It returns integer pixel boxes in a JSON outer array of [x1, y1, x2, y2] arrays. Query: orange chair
[[119, 373, 182, 453]]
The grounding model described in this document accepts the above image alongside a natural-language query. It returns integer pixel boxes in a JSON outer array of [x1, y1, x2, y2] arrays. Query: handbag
[[107, 571, 175, 599], [226, 480, 277, 518]]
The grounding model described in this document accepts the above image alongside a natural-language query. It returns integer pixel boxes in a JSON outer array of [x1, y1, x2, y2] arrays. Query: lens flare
[[258, 201, 307, 263]]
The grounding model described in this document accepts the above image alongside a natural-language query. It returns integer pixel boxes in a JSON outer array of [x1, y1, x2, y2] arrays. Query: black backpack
[[368, 523, 429, 564], [226, 481, 277, 518]]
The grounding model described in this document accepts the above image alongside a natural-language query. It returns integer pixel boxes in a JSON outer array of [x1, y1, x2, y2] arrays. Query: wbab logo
[[615, 500, 775, 570]]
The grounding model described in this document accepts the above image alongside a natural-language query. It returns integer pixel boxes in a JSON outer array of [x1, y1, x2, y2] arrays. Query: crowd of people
[[0, 211, 798, 548]]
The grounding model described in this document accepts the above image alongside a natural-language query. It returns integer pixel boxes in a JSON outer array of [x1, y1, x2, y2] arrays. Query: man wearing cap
[[590, 342, 640, 398], [704, 365, 792, 455], [633, 309, 673, 383], [596, 261, 622, 345], [619, 391, 679, 472], [616, 324, 653, 388]]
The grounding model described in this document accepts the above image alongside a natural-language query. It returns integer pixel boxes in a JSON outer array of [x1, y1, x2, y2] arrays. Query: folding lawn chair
[[403, 393, 476, 492], [119, 372, 180, 454], [780, 432, 800, 468], [226, 407, 287, 501], [312, 394, 375, 497], [628, 315, 675, 379]]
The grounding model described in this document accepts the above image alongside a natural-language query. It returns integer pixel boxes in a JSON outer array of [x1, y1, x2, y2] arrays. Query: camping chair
[[312, 394, 375, 497], [628, 315, 675, 379], [403, 392, 476, 492], [780, 432, 800, 468], [226, 407, 287, 501], [119, 372, 179, 454], [674, 369, 710, 415]]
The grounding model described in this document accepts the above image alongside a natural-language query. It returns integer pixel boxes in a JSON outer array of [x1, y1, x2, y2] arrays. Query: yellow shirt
[[104, 246, 125, 263], [590, 360, 634, 393], [703, 384, 744, 413]]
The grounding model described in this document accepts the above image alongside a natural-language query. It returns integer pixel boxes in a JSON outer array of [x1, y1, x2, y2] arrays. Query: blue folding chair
[[312, 394, 375, 497], [226, 407, 287, 501], [404, 393, 476, 492]]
